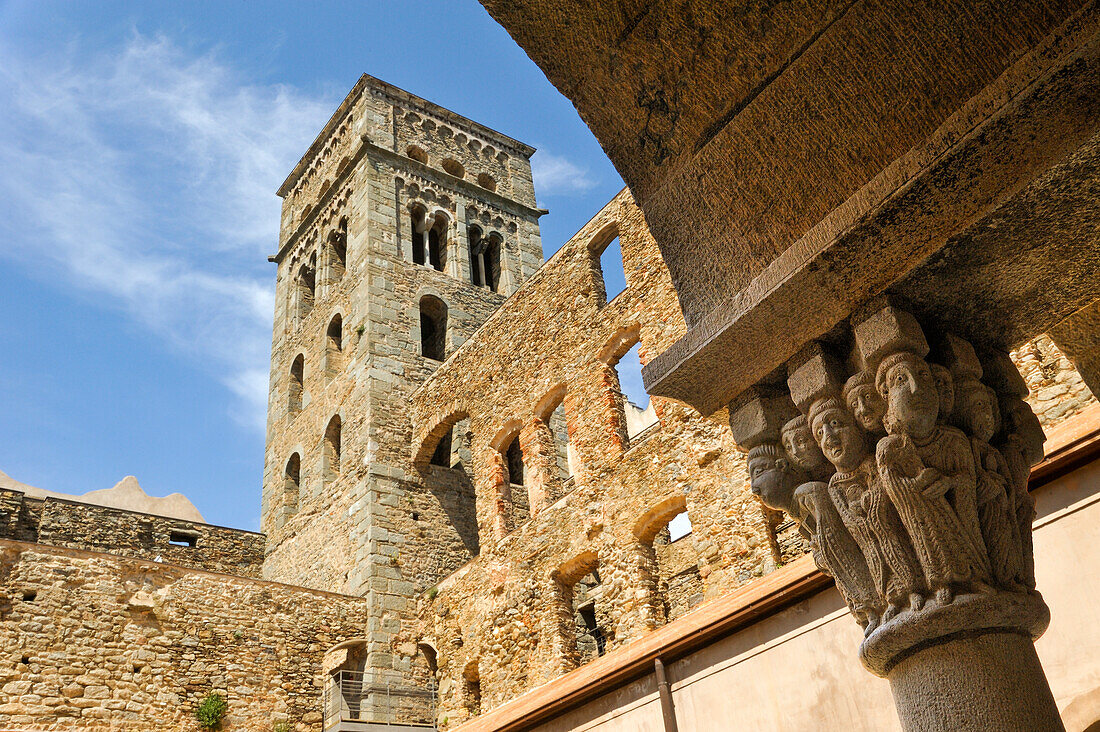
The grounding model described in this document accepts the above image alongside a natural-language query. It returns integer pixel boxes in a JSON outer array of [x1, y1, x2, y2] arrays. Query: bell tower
[[260, 76, 543, 709]]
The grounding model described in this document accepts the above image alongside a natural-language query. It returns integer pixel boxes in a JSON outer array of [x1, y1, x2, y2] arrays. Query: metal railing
[[322, 670, 436, 730]]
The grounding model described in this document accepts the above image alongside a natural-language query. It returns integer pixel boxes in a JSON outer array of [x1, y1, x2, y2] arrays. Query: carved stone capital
[[730, 303, 1051, 683]]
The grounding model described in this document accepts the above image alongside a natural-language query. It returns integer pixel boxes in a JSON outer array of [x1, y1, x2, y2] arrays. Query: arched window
[[427, 218, 445, 272], [505, 437, 524, 487], [327, 220, 347, 285], [323, 415, 342, 480], [419, 296, 447, 361], [462, 661, 481, 717], [614, 342, 658, 440], [503, 433, 529, 528], [468, 226, 501, 292], [296, 259, 316, 320], [407, 145, 428, 164], [553, 552, 609, 670], [588, 224, 625, 305], [416, 410, 480, 579], [634, 498, 700, 627], [484, 233, 502, 292], [411, 208, 427, 266], [468, 226, 484, 286], [289, 354, 304, 415], [325, 315, 343, 375], [284, 453, 301, 515], [477, 172, 496, 192], [442, 158, 465, 178]]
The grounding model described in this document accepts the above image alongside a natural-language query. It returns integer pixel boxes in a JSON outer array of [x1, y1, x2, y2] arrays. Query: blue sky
[[0, 1, 645, 530]]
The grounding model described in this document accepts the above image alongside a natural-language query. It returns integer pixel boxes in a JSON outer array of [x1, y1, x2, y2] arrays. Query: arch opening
[[296, 258, 316, 320], [420, 296, 447, 362], [326, 220, 347, 285], [325, 314, 343, 375], [289, 354, 304, 415], [283, 453, 301, 517], [323, 415, 342, 481], [588, 224, 625, 306], [554, 552, 610, 670]]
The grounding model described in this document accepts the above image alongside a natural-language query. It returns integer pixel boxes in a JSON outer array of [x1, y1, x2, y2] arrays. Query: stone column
[[729, 301, 1063, 732]]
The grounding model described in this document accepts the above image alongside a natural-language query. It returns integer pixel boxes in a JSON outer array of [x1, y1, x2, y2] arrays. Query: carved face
[[930, 364, 955, 421], [846, 384, 886, 434], [883, 357, 939, 439], [747, 448, 798, 513], [957, 382, 997, 442], [781, 423, 828, 476], [1005, 398, 1045, 465], [811, 405, 866, 473]]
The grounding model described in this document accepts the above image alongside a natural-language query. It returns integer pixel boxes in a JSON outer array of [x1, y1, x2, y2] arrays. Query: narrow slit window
[[324, 415, 342, 478], [289, 354, 304, 415], [284, 453, 301, 514], [419, 296, 447, 361]]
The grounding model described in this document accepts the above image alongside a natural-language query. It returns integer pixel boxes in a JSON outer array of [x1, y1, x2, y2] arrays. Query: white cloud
[[0, 34, 335, 431], [530, 148, 596, 196]]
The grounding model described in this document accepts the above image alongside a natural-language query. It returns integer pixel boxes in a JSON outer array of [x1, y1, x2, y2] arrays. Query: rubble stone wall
[[1012, 334, 1098, 430], [0, 541, 368, 731], [0, 490, 264, 578], [406, 190, 782, 726]]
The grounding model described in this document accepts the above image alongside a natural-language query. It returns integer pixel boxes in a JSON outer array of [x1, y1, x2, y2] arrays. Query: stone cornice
[[271, 137, 545, 265], [277, 73, 536, 198]]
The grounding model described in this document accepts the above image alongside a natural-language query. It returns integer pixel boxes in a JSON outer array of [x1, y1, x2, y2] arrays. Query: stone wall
[[406, 190, 782, 726], [1012, 334, 1098, 430], [0, 541, 369, 731], [0, 490, 264, 578], [0, 490, 39, 543]]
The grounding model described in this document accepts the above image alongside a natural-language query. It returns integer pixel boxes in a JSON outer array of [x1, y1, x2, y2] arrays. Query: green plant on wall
[[194, 692, 228, 729], [272, 721, 292, 732]]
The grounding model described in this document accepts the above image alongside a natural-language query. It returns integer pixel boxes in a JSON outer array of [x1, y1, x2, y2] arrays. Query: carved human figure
[[746, 442, 804, 517], [746, 440, 879, 628], [876, 351, 992, 603], [781, 415, 833, 481], [810, 397, 924, 621], [953, 379, 1024, 588], [795, 479, 882, 631], [998, 397, 1045, 589], [930, 364, 956, 424], [843, 371, 887, 437]]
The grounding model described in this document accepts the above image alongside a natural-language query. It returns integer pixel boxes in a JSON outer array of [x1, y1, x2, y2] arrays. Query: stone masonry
[[2, 71, 1096, 731], [405, 190, 787, 726], [259, 74, 545, 715], [0, 541, 368, 731]]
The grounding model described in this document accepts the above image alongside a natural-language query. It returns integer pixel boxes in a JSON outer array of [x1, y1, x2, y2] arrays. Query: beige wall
[[530, 458, 1100, 732]]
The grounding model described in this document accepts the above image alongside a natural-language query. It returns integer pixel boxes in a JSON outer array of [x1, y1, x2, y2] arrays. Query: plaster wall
[[523, 457, 1100, 732]]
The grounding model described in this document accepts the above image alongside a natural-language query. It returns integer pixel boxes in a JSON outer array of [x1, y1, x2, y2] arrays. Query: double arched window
[[468, 226, 502, 292]]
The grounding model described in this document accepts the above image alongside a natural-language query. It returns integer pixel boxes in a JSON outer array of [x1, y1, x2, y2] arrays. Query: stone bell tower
[[259, 74, 543, 715]]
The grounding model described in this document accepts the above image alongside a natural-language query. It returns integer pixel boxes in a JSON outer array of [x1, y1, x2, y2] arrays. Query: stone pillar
[[1049, 299, 1100, 397], [729, 300, 1064, 732], [453, 203, 471, 283], [518, 418, 560, 516]]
